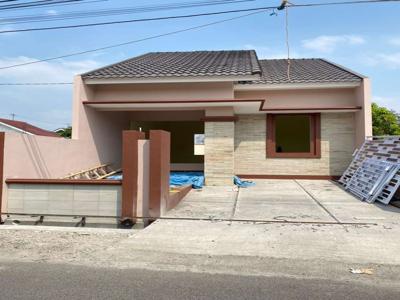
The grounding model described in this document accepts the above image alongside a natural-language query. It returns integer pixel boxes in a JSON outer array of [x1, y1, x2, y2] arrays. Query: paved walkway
[[116, 181, 400, 268], [167, 179, 400, 224]]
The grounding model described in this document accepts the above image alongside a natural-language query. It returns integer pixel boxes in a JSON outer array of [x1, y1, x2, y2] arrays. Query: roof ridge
[[249, 50, 262, 75]]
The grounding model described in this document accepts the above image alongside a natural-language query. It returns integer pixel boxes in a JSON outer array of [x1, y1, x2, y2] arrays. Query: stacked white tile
[[204, 122, 235, 185], [7, 184, 121, 217]]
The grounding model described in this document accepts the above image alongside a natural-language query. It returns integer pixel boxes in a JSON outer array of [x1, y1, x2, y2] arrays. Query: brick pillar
[[204, 120, 234, 186], [0, 132, 4, 223], [149, 130, 170, 218], [121, 130, 145, 222]]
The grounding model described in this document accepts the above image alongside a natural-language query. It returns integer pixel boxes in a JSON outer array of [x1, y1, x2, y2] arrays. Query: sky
[[0, 0, 400, 130]]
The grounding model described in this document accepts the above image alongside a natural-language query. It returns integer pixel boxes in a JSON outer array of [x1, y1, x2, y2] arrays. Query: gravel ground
[[0, 226, 133, 264], [1, 221, 400, 287]]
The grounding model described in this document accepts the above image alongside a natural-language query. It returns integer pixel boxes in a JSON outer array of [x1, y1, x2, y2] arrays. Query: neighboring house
[[0, 118, 59, 137], [69, 50, 371, 185]]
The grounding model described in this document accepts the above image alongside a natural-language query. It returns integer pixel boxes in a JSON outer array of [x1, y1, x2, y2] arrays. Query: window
[[266, 114, 321, 158]]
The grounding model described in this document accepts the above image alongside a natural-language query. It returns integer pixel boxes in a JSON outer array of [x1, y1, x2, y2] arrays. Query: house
[[0, 118, 59, 137], [73, 50, 371, 185], [0, 49, 372, 224]]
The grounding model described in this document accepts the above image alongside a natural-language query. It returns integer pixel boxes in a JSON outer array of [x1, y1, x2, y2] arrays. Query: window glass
[[275, 115, 310, 153]]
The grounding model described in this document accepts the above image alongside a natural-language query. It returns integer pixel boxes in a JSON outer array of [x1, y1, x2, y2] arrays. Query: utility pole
[[10, 113, 15, 120]]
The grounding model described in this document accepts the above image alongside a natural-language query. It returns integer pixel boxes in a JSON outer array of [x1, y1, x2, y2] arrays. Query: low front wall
[[6, 180, 122, 217], [1, 133, 102, 213], [234, 113, 355, 176]]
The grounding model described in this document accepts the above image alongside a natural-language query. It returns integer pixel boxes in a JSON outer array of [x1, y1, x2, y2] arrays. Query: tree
[[55, 126, 72, 138], [372, 103, 400, 136]]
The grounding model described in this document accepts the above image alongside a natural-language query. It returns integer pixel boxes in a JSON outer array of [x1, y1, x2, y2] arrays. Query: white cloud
[[389, 37, 400, 46], [365, 52, 400, 69], [0, 57, 101, 129], [301, 35, 365, 53], [374, 96, 400, 112], [0, 56, 101, 83], [377, 52, 400, 68], [46, 10, 58, 15], [0, 25, 18, 36]]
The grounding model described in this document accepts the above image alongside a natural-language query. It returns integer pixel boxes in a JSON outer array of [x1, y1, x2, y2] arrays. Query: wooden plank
[[62, 163, 109, 179]]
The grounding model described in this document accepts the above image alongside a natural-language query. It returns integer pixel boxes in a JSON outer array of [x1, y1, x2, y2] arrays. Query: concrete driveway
[[167, 179, 400, 224]]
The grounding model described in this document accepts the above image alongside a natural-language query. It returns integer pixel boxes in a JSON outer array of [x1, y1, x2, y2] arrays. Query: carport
[[167, 179, 400, 224]]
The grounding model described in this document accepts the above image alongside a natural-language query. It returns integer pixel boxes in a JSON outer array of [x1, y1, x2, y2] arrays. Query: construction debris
[[339, 136, 400, 205], [349, 268, 374, 275], [62, 164, 120, 180], [344, 159, 400, 203]]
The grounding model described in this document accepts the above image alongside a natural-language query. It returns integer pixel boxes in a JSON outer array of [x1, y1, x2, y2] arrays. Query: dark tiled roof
[[82, 50, 262, 79], [251, 58, 363, 84], [0, 118, 60, 137]]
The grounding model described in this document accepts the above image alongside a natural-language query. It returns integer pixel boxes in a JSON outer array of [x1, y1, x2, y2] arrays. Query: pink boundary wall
[[1, 132, 100, 212]]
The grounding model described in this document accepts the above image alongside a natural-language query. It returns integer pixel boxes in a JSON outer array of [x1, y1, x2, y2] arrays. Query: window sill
[[267, 153, 321, 159]]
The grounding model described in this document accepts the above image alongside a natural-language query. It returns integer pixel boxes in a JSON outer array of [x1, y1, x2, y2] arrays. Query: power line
[[0, 10, 268, 70], [0, 0, 398, 34], [0, 0, 88, 10], [0, 6, 275, 34], [293, 0, 400, 8], [0, 0, 255, 25], [0, 0, 398, 70], [0, 0, 106, 12]]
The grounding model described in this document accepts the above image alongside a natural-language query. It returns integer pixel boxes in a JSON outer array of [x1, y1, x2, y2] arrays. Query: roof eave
[[83, 74, 262, 85], [234, 81, 362, 91], [319, 58, 367, 79], [0, 121, 33, 135]]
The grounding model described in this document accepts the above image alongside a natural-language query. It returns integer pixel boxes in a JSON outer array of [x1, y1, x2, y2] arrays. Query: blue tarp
[[170, 171, 204, 189], [108, 172, 254, 189], [107, 174, 122, 180], [234, 176, 255, 188]]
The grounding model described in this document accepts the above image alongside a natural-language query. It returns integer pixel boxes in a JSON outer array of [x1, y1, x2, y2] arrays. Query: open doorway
[[130, 120, 204, 171]]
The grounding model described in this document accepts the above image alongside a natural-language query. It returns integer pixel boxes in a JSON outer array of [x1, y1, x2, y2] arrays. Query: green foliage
[[372, 103, 400, 136], [56, 126, 72, 138]]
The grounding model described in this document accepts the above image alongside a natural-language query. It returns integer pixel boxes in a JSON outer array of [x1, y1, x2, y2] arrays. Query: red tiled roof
[[0, 118, 60, 137]]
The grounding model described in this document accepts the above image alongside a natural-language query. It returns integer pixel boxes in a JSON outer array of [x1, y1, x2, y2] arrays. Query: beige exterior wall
[[234, 87, 358, 109], [235, 81, 372, 148], [204, 121, 234, 185], [234, 113, 355, 176]]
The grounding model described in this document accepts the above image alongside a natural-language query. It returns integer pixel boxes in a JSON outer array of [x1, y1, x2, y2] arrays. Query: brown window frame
[[266, 113, 321, 158]]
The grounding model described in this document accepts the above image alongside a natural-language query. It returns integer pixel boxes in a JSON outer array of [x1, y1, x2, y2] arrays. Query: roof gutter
[[83, 74, 261, 85], [234, 81, 361, 91]]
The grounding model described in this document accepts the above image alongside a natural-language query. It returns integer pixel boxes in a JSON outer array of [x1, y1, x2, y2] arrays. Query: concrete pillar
[[0, 132, 4, 223], [121, 130, 145, 223], [149, 130, 170, 218], [136, 140, 150, 228], [354, 78, 372, 147], [204, 121, 235, 186]]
